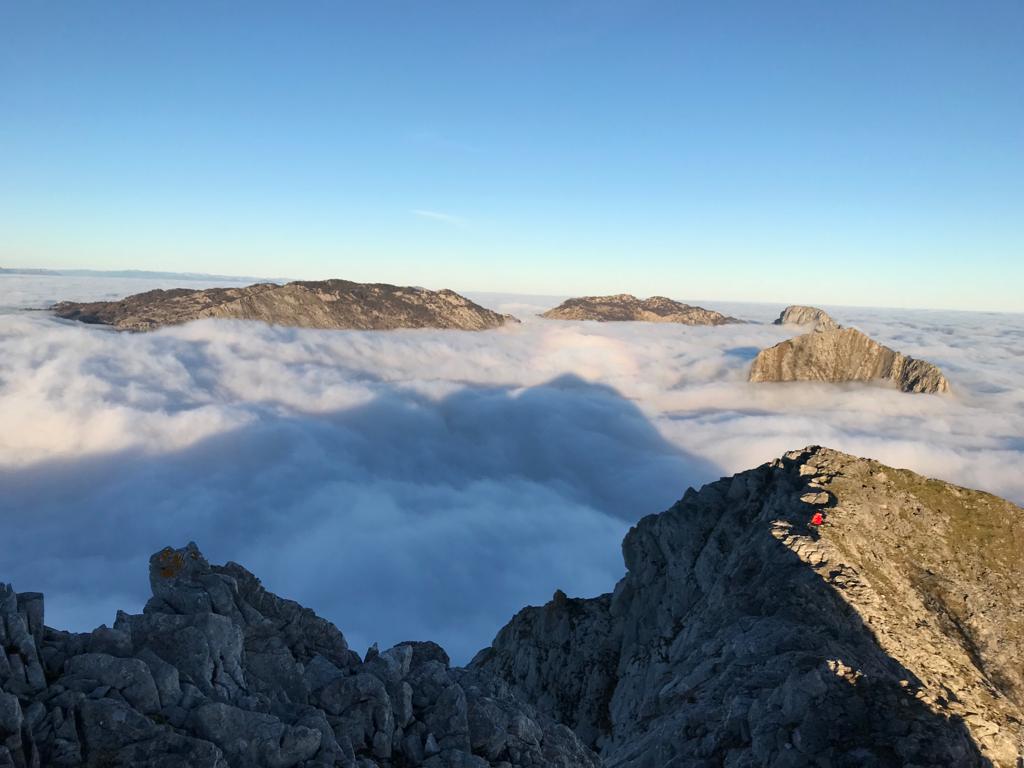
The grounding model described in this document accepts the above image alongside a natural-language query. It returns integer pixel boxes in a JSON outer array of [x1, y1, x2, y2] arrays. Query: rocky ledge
[[749, 327, 951, 393], [773, 305, 840, 331], [0, 544, 595, 768], [540, 295, 741, 325], [52, 280, 519, 332], [472, 446, 1024, 767]]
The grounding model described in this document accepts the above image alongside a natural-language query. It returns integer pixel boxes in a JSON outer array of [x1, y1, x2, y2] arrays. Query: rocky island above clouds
[[774, 304, 841, 331], [750, 326, 951, 394], [541, 294, 742, 325], [3, 447, 1021, 767], [52, 280, 519, 332]]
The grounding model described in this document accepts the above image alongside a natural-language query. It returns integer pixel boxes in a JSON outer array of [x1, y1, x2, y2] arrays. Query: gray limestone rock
[[2, 543, 597, 768], [302, 655, 347, 695], [749, 327, 951, 393], [52, 280, 519, 332], [78, 698, 226, 767], [472, 446, 1024, 767], [773, 305, 840, 331], [187, 702, 322, 767], [0, 693, 21, 736], [469, 591, 619, 751], [62, 654, 161, 714], [0, 584, 46, 697], [541, 294, 742, 325]]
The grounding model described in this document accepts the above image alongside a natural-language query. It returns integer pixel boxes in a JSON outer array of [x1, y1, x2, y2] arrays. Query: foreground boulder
[[52, 280, 519, 332], [0, 544, 596, 767], [541, 295, 741, 325], [749, 327, 950, 393], [773, 305, 840, 331], [472, 446, 1024, 767]]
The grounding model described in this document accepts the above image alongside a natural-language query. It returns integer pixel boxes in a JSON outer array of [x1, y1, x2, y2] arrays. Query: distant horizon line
[[1, 265, 1020, 317]]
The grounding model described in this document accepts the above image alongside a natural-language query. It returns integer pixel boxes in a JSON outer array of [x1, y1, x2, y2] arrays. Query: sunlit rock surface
[[749, 327, 951, 393], [53, 280, 519, 332], [774, 305, 841, 331], [541, 294, 741, 325]]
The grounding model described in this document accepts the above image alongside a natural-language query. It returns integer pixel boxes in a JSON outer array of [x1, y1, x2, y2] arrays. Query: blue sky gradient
[[1, 1, 1021, 310]]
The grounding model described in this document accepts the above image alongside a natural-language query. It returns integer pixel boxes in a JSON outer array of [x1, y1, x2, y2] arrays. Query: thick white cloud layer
[[2, 275, 1023, 662]]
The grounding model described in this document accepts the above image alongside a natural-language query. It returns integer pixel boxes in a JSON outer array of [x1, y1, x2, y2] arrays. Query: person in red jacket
[[810, 512, 824, 526]]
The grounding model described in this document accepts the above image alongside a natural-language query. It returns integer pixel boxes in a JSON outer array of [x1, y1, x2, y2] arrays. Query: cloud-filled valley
[[2, 275, 1024, 663]]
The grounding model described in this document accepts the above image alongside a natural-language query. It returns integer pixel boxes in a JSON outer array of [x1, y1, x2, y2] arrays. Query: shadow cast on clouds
[[5, 308, 1024, 506], [0, 374, 718, 664]]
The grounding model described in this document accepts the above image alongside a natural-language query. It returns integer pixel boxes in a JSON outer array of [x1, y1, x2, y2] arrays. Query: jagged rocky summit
[[52, 280, 519, 332], [5, 449, 1022, 767], [540, 295, 741, 325], [773, 305, 840, 332], [0, 544, 596, 768], [749, 327, 951, 393], [472, 446, 1024, 767]]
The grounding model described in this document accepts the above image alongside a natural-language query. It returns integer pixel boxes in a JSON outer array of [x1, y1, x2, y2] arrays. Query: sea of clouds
[[2, 274, 1023, 662]]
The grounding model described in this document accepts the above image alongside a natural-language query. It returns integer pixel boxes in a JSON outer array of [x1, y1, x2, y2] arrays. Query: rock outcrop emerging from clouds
[[541, 294, 741, 325], [53, 280, 519, 332], [774, 304, 841, 331], [472, 446, 1024, 767], [749, 327, 951, 393], [0, 543, 597, 768]]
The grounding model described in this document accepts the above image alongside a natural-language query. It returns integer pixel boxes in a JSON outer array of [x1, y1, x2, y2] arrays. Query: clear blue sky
[[1, 1, 1021, 311]]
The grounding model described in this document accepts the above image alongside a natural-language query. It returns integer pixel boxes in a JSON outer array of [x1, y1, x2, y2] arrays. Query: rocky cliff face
[[52, 280, 519, 332], [541, 295, 741, 325], [773, 305, 840, 331], [472, 447, 1024, 767], [0, 544, 596, 768], [749, 327, 950, 393]]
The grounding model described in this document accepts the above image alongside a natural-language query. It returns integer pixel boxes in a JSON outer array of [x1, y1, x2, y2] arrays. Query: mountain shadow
[[0, 373, 720, 663]]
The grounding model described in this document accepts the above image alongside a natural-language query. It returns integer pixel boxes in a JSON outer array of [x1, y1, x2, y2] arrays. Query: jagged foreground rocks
[[541, 295, 741, 325], [52, 280, 519, 332], [473, 447, 1024, 767], [0, 544, 596, 768], [749, 327, 951, 393], [773, 305, 840, 332]]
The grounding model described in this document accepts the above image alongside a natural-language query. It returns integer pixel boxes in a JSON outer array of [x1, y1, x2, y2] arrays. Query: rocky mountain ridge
[[472, 447, 1023, 766], [773, 305, 840, 331], [541, 295, 741, 325], [749, 327, 951, 394], [52, 280, 519, 332]]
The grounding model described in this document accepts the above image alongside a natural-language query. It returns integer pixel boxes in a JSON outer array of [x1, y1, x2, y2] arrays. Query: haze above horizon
[[1, 2, 1021, 312]]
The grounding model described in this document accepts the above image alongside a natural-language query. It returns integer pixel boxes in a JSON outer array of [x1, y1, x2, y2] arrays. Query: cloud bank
[[2, 276, 1023, 662]]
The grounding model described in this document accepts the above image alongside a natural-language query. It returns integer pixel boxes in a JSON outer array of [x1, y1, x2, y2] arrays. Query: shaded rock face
[[774, 305, 840, 331], [541, 295, 741, 325], [0, 544, 597, 768], [472, 447, 1024, 767], [52, 280, 519, 332], [749, 327, 950, 393]]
